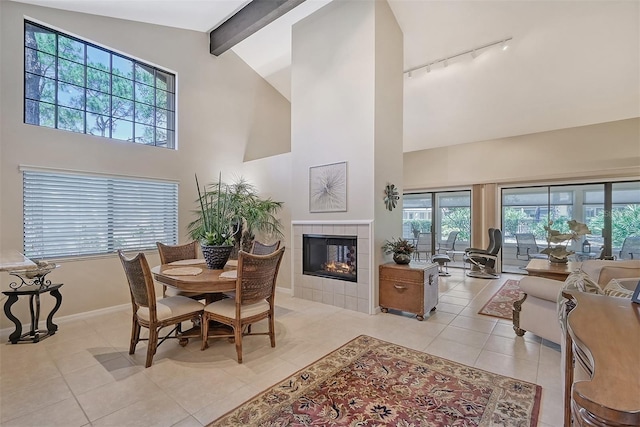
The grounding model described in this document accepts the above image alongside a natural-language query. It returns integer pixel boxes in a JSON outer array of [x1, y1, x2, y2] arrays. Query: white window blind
[[23, 170, 178, 259]]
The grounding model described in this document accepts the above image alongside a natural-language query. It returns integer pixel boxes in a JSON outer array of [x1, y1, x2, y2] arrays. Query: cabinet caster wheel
[[430, 306, 437, 312], [179, 338, 189, 347], [381, 307, 388, 313], [416, 315, 424, 321]]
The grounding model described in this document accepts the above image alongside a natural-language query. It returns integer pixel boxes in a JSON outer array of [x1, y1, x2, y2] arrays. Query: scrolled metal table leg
[[46, 288, 63, 335], [3, 294, 22, 344], [512, 293, 528, 337]]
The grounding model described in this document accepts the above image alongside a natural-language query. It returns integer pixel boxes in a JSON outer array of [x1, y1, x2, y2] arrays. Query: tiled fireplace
[[292, 221, 373, 314]]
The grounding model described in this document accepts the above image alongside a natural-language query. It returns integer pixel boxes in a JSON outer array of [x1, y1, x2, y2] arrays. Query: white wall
[[404, 118, 640, 190], [0, 2, 291, 327]]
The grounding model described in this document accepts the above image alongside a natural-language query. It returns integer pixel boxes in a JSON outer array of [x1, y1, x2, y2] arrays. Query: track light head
[[502, 40, 508, 50]]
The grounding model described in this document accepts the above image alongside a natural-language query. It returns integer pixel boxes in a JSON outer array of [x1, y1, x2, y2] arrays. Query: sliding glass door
[[403, 191, 471, 266], [501, 180, 640, 273]]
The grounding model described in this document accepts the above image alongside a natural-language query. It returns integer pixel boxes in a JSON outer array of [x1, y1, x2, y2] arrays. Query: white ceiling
[[12, 0, 640, 153]]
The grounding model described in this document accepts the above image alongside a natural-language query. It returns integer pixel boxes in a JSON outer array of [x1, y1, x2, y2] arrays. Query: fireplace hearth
[[303, 234, 357, 282]]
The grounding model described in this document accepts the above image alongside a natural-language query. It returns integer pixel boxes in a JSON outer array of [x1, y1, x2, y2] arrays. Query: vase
[[548, 255, 568, 264], [393, 253, 412, 265], [201, 244, 233, 269]]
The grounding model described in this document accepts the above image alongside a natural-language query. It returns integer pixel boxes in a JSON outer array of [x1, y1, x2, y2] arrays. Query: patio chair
[[515, 233, 548, 261], [413, 232, 432, 262], [118, 250, 204, 368], [201, 247, 285, 363], [436, 231, 459, 259], [619, 236, 640, 260]]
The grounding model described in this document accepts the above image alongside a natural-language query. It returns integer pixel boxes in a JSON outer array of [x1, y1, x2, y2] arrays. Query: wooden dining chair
[[118, 250, 204, 368], [250, 240, 281, 255], [156, 241, 205, 299], [201, 247, 285, 363]]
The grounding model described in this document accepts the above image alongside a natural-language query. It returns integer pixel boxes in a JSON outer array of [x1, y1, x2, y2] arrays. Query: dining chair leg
[[200, 314, 210, 351], [234, 324, 243, 363], [129, 318, 141, 354], [269, 314, 275, 348], [145, 328, 159, 368]]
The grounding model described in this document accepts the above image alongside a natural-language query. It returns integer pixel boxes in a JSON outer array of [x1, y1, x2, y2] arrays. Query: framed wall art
[[309, 161, 347, 212]]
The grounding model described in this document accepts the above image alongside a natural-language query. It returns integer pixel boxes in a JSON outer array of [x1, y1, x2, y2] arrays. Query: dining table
[[151, 258, 238, 345]]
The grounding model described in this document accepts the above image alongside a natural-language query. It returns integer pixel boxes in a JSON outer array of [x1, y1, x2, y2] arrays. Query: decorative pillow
[[603, 278, 637, 298], [557, 271, 603, 332], [563, 271, 604, 295]]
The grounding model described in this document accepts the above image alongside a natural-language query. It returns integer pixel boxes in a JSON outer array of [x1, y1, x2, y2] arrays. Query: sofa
[[512, 259, 640, 345]]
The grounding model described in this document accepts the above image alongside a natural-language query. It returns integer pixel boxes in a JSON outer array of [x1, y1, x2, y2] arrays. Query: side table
[[2, 266, 63, 344]]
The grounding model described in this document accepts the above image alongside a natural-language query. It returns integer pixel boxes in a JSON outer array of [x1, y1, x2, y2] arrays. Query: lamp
[[404, 36, 513, 77]]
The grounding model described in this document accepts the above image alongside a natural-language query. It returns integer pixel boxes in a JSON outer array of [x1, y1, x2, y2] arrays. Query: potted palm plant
[[188, 174, 238, 269], [188, 174, 284, 266]]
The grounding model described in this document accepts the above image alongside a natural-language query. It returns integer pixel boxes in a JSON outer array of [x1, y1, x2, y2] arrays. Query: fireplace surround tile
[[292, 221, 373, 314]]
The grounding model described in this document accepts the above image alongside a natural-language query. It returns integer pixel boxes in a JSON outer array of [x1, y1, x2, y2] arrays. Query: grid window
[[23, 170, 178, 259], [24, 21, 176, 149]]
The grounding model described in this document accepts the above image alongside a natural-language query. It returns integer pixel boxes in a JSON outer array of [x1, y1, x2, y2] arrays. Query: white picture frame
[[309, 161, 347, 213]]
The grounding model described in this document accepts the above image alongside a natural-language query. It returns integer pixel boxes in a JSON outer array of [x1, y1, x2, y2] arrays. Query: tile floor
[[0, 269, 563, 426]]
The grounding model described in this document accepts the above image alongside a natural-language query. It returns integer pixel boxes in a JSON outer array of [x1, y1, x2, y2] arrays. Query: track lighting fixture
[[403, 36, 513, 78]]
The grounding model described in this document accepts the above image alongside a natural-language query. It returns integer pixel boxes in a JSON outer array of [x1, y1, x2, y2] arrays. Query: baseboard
[[276, 286, 292, 295], [0, 302, 130, 337]]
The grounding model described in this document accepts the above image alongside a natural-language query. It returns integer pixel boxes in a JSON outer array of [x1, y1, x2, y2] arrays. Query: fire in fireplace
[[303, 234, 357, 282]]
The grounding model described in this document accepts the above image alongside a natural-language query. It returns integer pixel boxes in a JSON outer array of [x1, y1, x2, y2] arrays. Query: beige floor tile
[[438, 325, 491, 349], [0, 376, 72, 422], [483, 334, 541, 362], [425, 336, 482, 366], [474, 349, 539, 383], [193, 383, 262, 425], [450, 314, 498, 334], [92, 391, 189, 427], [539, 385, 565, 426], [1, 396, 88, 427], [171, 416, 204, 427]]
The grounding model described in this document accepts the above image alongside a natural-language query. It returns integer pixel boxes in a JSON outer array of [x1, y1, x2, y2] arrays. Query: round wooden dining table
[[150, 259, 238, 345], [150, 260, 237, 294]]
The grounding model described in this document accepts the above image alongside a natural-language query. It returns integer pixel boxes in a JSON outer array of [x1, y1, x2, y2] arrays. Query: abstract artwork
[[309, 161, 347, 212]]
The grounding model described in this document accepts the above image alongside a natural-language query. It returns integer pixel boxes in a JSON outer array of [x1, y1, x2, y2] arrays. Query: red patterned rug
[[208, 335, 541, 426], [478, 279, 523, 320]]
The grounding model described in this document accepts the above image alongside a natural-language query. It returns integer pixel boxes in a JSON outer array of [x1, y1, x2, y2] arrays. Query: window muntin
[[24, 21, 176, 149], [23, 170, 178, 259]]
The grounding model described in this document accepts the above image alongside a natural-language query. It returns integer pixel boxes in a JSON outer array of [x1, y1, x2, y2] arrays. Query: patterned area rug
[[208, 335, 541, 427], [478, 279, 523, 320]]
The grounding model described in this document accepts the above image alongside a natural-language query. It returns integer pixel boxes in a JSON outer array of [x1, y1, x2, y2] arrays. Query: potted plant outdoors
[[410, 220, 422, 238], [541, 219, 591, 263], [188, 174, 239, 269], [220, 177, 284, 258], [382, 237, 416, 265]]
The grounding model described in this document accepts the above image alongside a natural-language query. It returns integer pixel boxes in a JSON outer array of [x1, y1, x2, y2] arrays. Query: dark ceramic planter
[[201, 244, 233, 269], [393, 253, 412, 265]]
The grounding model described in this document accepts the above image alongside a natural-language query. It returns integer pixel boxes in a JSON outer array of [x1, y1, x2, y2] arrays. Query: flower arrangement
[[541, 219, 591, 262], [382, 237, 416, 255]]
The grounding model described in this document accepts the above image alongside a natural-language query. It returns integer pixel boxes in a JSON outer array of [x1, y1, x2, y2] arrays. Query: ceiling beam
[[210, 0, 306, 56]]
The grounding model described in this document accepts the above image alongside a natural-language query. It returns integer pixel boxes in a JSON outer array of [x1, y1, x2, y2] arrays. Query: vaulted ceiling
[[13, 0, 640, 153]]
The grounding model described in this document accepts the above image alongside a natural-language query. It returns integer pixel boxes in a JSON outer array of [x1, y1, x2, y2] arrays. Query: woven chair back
[[236, 247, 285, 305], [157, 241, 198, 264], [118, 250, 156, 313], [250, 240, 281, 255]]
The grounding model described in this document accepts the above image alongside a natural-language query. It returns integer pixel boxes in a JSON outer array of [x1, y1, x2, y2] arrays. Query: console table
[[562, 291, 640, 426], [2, 266, 63, 344]]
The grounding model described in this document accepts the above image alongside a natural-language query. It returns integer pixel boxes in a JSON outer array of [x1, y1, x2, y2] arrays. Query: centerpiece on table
[[188, 173, 238, 269], [188, 173, 284, 268], [541, 219, 591, 263], [382, 237, 416, 265]]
